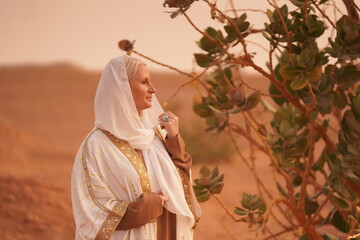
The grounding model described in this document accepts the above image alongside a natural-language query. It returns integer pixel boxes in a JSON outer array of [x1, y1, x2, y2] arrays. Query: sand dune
[[0, 175, 74, 240]]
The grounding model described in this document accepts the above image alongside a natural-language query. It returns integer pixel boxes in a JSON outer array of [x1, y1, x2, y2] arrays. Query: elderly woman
[[71, 55, 201, 240]]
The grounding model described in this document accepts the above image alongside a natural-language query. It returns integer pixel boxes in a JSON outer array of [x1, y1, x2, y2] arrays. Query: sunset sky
[[0, 0, 345, 71]]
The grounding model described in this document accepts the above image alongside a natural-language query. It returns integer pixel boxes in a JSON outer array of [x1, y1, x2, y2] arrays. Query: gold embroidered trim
[[94, 132, 138, 198], [102, 130, 152, 194], [82, 129, 113, 215], [176, 167, 200, 229], [154, 129, 201, 229], [81, 129, 130, 240], [95, 201, 128, 240]]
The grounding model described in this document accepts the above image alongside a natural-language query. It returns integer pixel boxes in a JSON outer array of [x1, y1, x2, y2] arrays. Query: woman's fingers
[[165, 111, 178, 120], [158, 111, 178, 122], [159, 195, 169, 202], [159, 194, 169, 206], [158, 112, 180, 138]]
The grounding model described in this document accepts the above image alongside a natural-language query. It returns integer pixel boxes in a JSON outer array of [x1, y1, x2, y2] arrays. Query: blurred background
[[0, 0, 346, 239]]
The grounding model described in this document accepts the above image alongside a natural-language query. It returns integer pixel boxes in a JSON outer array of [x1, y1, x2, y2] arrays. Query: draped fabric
[[71, 55, 201, 240]]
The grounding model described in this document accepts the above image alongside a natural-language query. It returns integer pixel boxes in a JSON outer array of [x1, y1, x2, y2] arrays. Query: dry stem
[[267, 0, 293, 53], [310, 0, 337, 29], [132, 50, 192, 77]]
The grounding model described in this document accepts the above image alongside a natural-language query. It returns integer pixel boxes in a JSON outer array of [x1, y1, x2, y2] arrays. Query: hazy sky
[[0, 0, 345, 71]]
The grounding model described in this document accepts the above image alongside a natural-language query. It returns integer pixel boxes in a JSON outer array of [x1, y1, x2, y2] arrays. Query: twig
[[262, 228, 294, 240], [220, 215, 239, 240], [227, 128, 268, 190], [241, 111, 297, 207], [228, 123, 267, 153], [298, 124, 315, 214], [228, 0, 238, 18], [310, 0, 337, 29], [247, 40, 268, 51], [246, 119, 262, 195], [270, 211, 292, 230], [132, 49, 213, 104], [228, 127, 297, 229], [182, 10, 233, 59], [203, 0, 250, 57], [259, 198, 292, 233], [211, 193, 242, 222], [343, 0, 360, 23], [249, 28, 265, 34], [307, 81, 317, 111], [329, 0, 345, 15], [164, 63, 213, 104], [314, 123, 337, 153], [224, 8, 267, 14], [132, 50, 193, 77], [304, 0, 309, 22], [295, 168, 323, 192], [267, 0, 293, 53], [311, 190, 334, 224]]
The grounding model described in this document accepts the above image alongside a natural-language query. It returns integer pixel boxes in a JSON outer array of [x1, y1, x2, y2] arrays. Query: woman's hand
[[158, 111, 179, 139], [158, 193, 169, 206]]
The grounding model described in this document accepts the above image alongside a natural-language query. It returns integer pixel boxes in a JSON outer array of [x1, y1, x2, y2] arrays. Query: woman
[[71, 55, 201, 240]]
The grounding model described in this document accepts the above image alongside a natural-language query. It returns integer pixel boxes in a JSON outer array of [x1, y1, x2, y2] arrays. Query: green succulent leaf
[[243, 90, 261, 111], [276, 181, 289, 198], [290, 75, 308, 90], [331, 195, 350, 210], [193, 103, 212, 118], [194, 53, 214, 67], [199, 36, 218, 52], [305, 197, 319, 216], [198, 177, 212, 187], [210, 166, 219, 179], [200, 166, 211, 177], [332, 210, 347, 232], [234, 207, 249, 216], [196, 191, 212, 202], [210, 182, 224, 194]]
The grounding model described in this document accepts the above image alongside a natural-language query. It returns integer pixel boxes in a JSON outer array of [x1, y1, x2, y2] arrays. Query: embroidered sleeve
[[96, 201, 129, 240], [117, 192, 163, 230], [176, 167, 200, 229]]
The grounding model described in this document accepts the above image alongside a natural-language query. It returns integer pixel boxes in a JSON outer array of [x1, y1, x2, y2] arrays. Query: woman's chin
[[139, 103, 152, 111]]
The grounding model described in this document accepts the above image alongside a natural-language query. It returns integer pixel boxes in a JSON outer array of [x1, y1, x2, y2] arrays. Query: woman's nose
[[149, 83, 156, 93]]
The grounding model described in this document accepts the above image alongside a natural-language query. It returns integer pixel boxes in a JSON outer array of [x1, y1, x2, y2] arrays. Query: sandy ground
[[0, 63, 342, 239]]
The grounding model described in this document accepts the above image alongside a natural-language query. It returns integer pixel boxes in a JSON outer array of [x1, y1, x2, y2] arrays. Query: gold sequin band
[[102, 130, 152, 194], [95, 201, 128, 240], [176, 167, 200, 229], [81, 129, 129, 240]]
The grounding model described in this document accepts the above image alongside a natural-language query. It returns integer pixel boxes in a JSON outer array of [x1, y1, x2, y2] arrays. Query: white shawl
[[71, 55, 201, 240]]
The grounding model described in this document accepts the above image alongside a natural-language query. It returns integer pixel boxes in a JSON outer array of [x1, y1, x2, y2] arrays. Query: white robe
[[71, 55, 201, 240]]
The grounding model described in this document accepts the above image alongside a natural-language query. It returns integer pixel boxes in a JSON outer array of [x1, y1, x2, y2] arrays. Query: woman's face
[[129, 64, 156, 111]]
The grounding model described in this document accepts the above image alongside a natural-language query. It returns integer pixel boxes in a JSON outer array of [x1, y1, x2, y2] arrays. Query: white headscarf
[[93, 55, 201, 239], [94, 56, 156, 150]]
